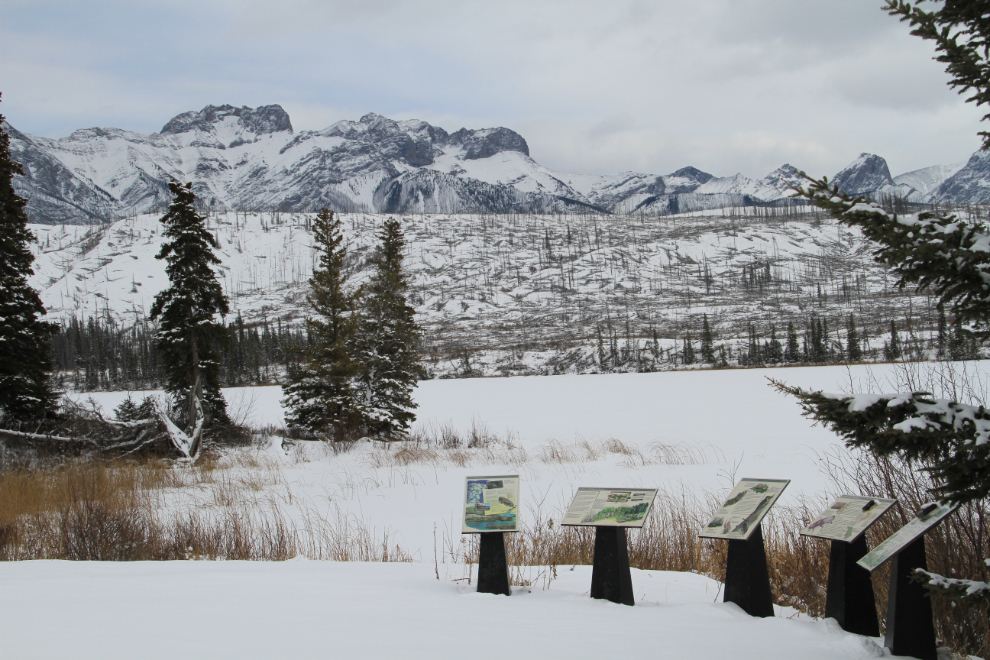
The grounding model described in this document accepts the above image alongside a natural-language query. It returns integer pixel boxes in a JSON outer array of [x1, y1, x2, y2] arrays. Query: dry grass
[[0, 455, 410, 563]]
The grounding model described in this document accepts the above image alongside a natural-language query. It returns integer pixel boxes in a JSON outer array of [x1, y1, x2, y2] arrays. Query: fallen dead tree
[[0, 394, 206, 463]]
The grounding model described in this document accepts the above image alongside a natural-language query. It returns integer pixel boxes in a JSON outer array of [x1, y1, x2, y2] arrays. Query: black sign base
[[723, 523, 775, 617], [824, 536, 880, 637], [590, 526, 635, 606], [885, 536, 936, 660], [477, 532, 511, 596]]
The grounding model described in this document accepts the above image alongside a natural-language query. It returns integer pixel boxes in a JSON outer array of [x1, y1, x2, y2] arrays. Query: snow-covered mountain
[[6, 104, 989, 224], [9, 105, 725, 223]]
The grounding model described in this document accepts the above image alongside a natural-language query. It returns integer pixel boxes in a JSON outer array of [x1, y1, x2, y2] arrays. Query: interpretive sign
[[561, 488, 658, 527], [857, 502, 959, 573], [800, 495, 897, 542], [462, 475, 520, 533], [699, 478, 790, 541]]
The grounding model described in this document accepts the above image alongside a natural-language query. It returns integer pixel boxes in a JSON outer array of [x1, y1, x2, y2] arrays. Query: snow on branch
[[772, 378, 990, 503], [915, 567, 990, 606], [153, 396, 204, 462]]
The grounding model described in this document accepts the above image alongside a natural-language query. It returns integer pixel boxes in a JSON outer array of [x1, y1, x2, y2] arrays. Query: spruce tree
[[785, 321, 800, 363], [282, 209, 363, 440], [845, 314, 862, 362], [884, 320, 902, 361], [765, 324, 783, 364], [784, 1, 990, 609], [150, 181, 230, 437], [354, 217, 423, 439], [700, 314, 715, 364], [936, 304, 948, 359], [682, 331, 696, 365], [0, 94, 55, 422]]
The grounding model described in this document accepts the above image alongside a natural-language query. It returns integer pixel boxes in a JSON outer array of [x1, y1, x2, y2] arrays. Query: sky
[[0, 0, 983, 180]]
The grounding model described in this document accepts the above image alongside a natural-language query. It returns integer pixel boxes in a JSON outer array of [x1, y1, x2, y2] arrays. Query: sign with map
[[561, 488, 658, 527], [462, 475, 520, 533], [857, 502, 959, 573], [799, 495, 897, 542], [699, 478, 790, 541]]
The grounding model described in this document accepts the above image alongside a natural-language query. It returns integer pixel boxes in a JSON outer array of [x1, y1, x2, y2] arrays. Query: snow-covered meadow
[[4, 362, 973, 659]]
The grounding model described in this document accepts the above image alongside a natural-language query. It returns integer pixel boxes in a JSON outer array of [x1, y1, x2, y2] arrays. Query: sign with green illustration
[[799, 495, 897, 542], [857, 502, 959, 573], [462, 475, 520, 533], [699, 478, 790, 541], [561, 488, 658, 527]]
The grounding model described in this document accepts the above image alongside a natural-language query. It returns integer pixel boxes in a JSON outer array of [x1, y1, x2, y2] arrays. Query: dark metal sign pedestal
[[477, 532, 511, 596], [824, 536, 879, 637], [885, 536, 936, 660], [590, 526, 635, 606], [723, 524, 774, 618]]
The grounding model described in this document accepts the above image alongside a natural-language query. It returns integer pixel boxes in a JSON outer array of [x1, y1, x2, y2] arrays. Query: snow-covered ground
[[0, 560, 885, 660], [18, 362, 976, 659]]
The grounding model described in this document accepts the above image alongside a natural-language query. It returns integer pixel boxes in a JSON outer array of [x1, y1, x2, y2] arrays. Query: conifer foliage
[[282, 209, 364, 440], [784, 0, 990, 609], [355, 218, 424, 439], [0, 94, 55, 422], [150, 181, 230, 436]]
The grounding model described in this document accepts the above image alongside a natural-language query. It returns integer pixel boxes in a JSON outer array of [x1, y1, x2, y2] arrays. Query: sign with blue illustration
[[462, 475, 520, 533]]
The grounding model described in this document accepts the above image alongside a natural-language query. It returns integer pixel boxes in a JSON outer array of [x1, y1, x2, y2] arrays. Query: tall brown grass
[[0, 456, 410, 562]]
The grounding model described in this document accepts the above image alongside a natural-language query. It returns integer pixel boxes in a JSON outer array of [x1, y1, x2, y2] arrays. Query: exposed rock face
[[8, 104, 987, 224], [933, 150, 990, 203], [832, 153, 894, 196]]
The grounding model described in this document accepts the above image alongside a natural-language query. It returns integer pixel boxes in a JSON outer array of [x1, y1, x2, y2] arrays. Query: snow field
[[0, 560, 888, 660], [19, 362, 980, 659]]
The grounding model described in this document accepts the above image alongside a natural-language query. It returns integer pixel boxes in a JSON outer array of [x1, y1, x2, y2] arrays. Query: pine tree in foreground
[[783, 0, 990, 611], [150, 181, 230, 443], [354, 217, 424, 440], [282, 208, 364, 440], [0, 94, 55, 423]]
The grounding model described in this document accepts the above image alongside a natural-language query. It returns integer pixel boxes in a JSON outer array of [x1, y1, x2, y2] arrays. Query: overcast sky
[[1, 0, 983, 179]]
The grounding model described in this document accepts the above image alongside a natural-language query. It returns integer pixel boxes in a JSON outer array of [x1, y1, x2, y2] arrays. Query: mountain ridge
[[6, 104, 985, 224]]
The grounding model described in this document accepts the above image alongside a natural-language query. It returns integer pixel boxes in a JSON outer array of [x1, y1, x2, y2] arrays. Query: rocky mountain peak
[[160, 104, 292, 136], [448, 127, 529, 160], [832, 153, 893, 196]]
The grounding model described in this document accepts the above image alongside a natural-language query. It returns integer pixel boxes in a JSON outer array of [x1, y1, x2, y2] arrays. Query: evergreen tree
[[785, 0, 990, 609], [354, 217, 424, 440], [845, 314, 862, 362], [785, 321, 800, 363], [884, 320, 902, 361], [700, 314, 715, 364], [936, 304, 949, 359], [0, 94, 56, 422], [282, 209, 363, 440], [765, 324, 783, 364], [682, 331, 696, 365], [150, 181, 230, 437]]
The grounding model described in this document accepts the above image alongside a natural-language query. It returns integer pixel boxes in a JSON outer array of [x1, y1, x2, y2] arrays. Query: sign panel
[[699, 478, 790, 541], [857, 502, 959, 573], [462, 475, 520, 533], [561, 488, 658, 527], [799, 495, 897, 542]]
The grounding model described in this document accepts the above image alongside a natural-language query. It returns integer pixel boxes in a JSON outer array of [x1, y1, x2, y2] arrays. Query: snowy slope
[[31, 207, 939, 378], [13, 104, 983, 225]]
